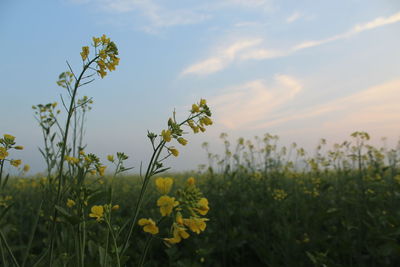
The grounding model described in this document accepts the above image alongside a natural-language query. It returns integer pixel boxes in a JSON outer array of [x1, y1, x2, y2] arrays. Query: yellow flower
[[3, 134, 15, 142], [176, 212, 184, 225], [65, 156, 79, 165], [157, 195, 179, 216], [92, 36, 100, 46], [14, 146, 24, 150], [191, 104, 200, 113], [168, 147, 179, 157], [161, 130, 172, 142], [138, 218, 159, 235], [195, 198, 209, 216], [98, 165, 107, 176], [177, 138, 188, 146], [187, 177, 196, 186], [201, 117, 213, 126], [155, 177, 174, 195], [107, 155, 114, 162], [111, 204, 120, 211], [89, 205, 104, 222], [0, 147, 8, 160], [200, 99, 206, 107], [183, 217, 208, 234], [67, 199, 76, 208], [97, 68, 107, 78], [10, 159, 22, 167], [23, 164, 30, 172], [164, 223, 190, 244], [80, 46, 89, 61], [101, 34, 110, 44]]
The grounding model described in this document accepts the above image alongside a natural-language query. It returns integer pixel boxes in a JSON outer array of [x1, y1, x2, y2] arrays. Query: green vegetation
[[1, 35, 400, 266]]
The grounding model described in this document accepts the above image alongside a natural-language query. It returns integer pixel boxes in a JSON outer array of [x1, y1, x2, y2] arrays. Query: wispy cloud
[[210, 74, 302, 129], [183, 11, 400, 75], [181, 38, 262, 76], [254, 79, 400, 133], [286, 12, 302, 23]]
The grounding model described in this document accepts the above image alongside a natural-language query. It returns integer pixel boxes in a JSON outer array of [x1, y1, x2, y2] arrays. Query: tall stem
[[49, 56, 99, 266]]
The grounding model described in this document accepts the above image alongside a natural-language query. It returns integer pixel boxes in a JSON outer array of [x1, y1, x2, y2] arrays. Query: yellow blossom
[[98, 165, 107, 176], [191, 104, 200, 113], [195, 198, 209, 216], [200, 99, 206, 107], [0, 147, 8, 160], [157, 195, 179, 216], [183, 217, 208, 234], [97, 68, 107, 78], [176, 212, 184, 225], [80, 46, 89, 61], [92, 36, 100, 46], [65, 156, 79, 165], [89, 205, 104, 222], [161, 129, 172, 142], [112, 204, 120, 211], [138, 218, 159, 234], [4, 134, 15, 142], [10, 159, 22, 167], [107, 155, 114, 162], [23, 164, 30, 172], [187, 177, 196, 186], [155, 177, 174, 195], [164, 223, 190, 244], [67, 199, 76, 208], [177, 138, 188, 146], [168, 147, 179, 157]]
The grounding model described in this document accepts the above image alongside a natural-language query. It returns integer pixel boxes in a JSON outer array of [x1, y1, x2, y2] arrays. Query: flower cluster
[[160, 99, 212, 158], [138, 177, 210, 245], [89, 203, 120, 222], [64, 151, 107, 176], [0, 134, 28, 172], [80, 34, 120, 78]]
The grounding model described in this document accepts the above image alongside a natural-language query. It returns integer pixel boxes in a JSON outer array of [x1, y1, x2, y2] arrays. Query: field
[[1, 35, 400, 266], [2, 132, 400, 266]]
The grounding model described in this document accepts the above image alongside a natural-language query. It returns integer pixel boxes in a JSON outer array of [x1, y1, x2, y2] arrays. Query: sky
[[1, 0, 400, 174]]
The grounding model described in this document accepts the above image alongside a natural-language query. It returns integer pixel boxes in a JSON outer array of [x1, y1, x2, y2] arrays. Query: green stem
[[0, 229, 20, 267], [120, 141, 164, 257], [139, 236, 153, 267], [106, 219, 120, 267], [49, 56, 99, 266], [0, 160, 4, 188]]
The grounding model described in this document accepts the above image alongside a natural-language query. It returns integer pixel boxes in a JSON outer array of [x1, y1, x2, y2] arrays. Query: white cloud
[[210, 74, 302, 129], [182, 11, 400, 75], [286, 12, 302, 23], [181, 38, 262, 75], [254, 79, 400, 134]]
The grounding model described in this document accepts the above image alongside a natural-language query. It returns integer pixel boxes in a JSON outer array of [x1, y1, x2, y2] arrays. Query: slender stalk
[[21, 201, 43, 267], [49, 56, 99, 266], [0, 158, 5, 188], [0, 230, 20, 267], [120, 141, 164, 256], [138, 236, 153, 267], [106, 219, 120, 267]]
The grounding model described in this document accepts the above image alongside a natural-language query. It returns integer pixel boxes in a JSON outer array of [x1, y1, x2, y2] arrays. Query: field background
[[3, 134, 400, 266]]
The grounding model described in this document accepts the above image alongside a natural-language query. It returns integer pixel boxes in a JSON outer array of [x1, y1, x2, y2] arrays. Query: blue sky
[[1, 0, 400, 174]]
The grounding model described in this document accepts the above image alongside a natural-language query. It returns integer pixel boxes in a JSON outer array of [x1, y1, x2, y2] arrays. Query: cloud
[[254, 79, 400, 133], [286, 12, 302, 23], [182, 11, 400, 75], [181, 38, 262, 75], [210, 74, 302, 129]]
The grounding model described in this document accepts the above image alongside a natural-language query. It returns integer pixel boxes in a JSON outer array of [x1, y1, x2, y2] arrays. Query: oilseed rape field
[[1, 36, 400, 267]]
